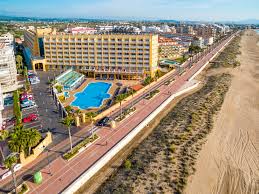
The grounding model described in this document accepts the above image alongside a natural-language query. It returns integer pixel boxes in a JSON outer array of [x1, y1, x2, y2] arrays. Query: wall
[[20, 132, 52, 166]]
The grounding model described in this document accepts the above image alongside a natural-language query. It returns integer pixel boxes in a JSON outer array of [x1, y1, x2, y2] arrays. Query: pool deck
[[63, 78, 139, 113]]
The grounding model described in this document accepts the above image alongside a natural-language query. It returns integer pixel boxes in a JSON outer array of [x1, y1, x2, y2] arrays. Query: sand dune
[[185, 30, 259, 194]]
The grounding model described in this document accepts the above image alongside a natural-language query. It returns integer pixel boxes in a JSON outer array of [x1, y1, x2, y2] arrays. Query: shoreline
[[185, 30, 259, 194]]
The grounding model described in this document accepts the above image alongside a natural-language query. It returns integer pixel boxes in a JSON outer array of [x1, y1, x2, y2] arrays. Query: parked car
[[1, 118, 16, 129], [21, 101, 36, 109], [96, 117, 110, 126], [23, 114, 38, 123], [1, 171, 11, 180], [20, 93, 33, 100], [20, 94, 33, 101], [29, 77, 40, 85], [13, 163, 22, 172]]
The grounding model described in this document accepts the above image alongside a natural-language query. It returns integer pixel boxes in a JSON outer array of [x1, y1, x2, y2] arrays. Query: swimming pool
[[71, 82, 112, 110]]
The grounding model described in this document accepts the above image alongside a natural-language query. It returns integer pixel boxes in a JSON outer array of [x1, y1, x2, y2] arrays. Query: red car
[[22, 114, 38, 123]]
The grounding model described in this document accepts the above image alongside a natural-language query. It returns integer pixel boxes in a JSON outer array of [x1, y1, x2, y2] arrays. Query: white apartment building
[[192, 36, 204, 48], [0, 33, 18, 93], [204, 36, 214, 46], [65, 27, 97, 35]]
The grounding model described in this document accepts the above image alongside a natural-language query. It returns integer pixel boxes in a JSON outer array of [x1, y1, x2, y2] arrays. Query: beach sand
[[185, 30, 259, 194]]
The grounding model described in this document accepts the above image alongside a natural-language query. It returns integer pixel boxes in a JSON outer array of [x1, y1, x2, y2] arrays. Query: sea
[[255, 29, 259, 34]]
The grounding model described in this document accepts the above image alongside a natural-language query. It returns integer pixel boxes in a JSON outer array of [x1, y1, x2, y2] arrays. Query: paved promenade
[[0, 32, 237, 194]]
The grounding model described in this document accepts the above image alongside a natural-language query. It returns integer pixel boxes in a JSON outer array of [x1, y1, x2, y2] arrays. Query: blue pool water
[[71, 82, 111, 110]]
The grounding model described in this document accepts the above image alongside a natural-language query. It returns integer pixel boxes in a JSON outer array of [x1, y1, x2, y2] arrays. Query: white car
[[1, 171, 11, 180], [14, 163, 22, 172], [0, 163, 22, 180]]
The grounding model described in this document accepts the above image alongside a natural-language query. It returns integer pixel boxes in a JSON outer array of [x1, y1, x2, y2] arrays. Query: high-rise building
[[197, 26, 216, 38], [0, 33, 18, 93], [24, 28, 159, 80]]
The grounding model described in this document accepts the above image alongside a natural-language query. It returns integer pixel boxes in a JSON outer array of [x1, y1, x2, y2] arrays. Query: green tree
[[8, 126, 42, 156], [15, 55, 23, 70], [62, 117, 74, 152], [0, 130, 9, 161], [65, 105, 73, 114], [23, 66, 30, 91], [86, 112, 96, 137], [26, 128, 41, 155], [75, 109, 82, 116], [8, 126, 26, 154], [13, 90, 21, 125], [116, 94, 126, 119], [143, 76, 153, 86], [4, 154, 18, 194]]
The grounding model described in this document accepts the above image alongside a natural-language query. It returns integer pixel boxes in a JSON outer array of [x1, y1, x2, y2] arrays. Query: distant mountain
[[237, 19, 259, 25], [220, 19, 259, 25], [0, 15, 125, 23]]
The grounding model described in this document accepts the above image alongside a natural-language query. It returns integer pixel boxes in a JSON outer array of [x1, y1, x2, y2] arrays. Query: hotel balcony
[[93, 68, 144, 75]]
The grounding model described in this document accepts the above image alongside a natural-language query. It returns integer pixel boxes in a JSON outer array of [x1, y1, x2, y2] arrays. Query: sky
[[0, 0, 259, 21]]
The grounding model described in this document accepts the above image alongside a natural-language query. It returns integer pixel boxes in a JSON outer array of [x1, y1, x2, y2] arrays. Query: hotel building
[[0, 33, 18, 93], [24, 28, 159, 80]]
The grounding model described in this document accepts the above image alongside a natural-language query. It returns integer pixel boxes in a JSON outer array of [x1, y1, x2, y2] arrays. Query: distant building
[[197, 26, 216, 38], [176, 26, 184, 34], [170, 26, 177, 34], [97, 26, 114, 32], [158, 36, 188, 60], [65, 27, 97, 35], [203, 36, 214, 46], [183, 26, 194, 35], [0, 33, 18, 93], [192, 36, 204, 48], [145, 26, 161, 33], [161, 25, 171, 33]]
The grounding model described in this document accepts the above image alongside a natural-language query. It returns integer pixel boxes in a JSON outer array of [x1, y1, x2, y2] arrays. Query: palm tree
[[116, 94, 126, 120], [62, 117, 74, 152], [4, 154, 18, 194], [8, 126, 26, 154], [26, 128, 41, 155], [0, 130, 9, 161], [129, 89, 135, 108], [86, 112, 96, 138], [75, 109, 82, 116]]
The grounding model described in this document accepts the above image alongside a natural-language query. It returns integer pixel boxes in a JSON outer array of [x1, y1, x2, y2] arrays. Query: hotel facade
[[24, 28, 159, 80]]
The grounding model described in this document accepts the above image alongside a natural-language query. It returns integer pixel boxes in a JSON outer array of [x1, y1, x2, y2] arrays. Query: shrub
[[124, 159, 132, 170], [18, 183, 28, 194], [63, 134, 98, 160]]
